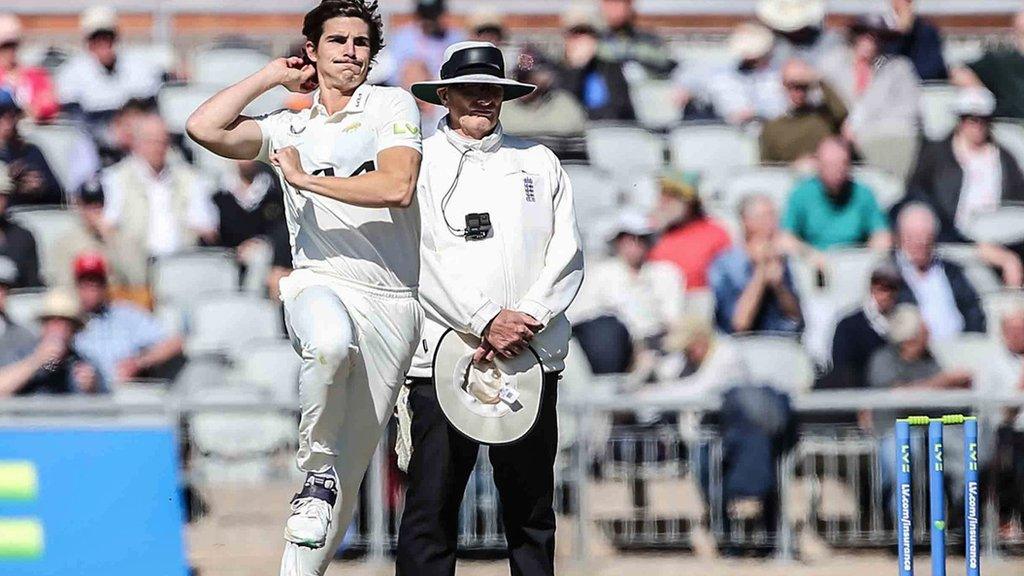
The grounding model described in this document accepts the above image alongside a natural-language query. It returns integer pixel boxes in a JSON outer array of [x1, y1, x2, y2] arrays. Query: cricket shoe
[[284, 470, 338, 549]]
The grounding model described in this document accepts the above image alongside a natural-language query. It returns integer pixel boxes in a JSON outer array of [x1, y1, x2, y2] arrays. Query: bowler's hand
[[264, 56, 317, 93], [483, 309, 543, 359], [270, 146, 307, 188]]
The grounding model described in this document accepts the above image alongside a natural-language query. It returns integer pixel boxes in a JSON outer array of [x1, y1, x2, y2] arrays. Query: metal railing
[[2, 387, 1024, 562]]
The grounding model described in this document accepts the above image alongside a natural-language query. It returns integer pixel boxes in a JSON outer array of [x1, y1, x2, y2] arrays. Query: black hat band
[[440, 45, 505, 80]]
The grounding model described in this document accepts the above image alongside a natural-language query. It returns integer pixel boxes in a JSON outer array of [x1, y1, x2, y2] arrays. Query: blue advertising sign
[[0, 426, 187, 576]]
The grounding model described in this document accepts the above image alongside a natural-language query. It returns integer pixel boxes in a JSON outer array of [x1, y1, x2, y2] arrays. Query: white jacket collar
[[309, 84, 371, 120], [439, 116, 503, 154]]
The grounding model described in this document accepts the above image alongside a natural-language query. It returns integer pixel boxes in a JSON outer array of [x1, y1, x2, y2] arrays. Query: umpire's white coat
[[408, 120, 584, 377]]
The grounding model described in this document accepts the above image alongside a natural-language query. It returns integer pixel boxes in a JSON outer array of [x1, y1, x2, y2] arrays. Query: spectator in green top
[[780, 137, 892, 268], [952, 10, 1024, 119]]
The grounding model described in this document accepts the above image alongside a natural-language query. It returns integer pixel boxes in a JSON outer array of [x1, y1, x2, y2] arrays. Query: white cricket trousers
[[278, 270, 423, 576]]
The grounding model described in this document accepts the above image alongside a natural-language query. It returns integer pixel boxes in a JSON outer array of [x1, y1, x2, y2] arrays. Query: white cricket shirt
[[254, 84, 423, 290]]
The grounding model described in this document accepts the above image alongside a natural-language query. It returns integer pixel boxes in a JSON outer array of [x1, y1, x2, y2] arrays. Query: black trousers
[[396, 374, 559, 576]]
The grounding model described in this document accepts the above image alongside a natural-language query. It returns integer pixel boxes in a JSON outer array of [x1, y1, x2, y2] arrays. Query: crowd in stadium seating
[[0, 0, 1022, 536]]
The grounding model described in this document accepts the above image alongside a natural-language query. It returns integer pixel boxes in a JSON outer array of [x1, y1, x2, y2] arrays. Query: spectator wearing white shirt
[[570, 212, 684, 360], [56, 7, 163, 132], [892, 203, 985, 339], [101, 114, 217, 261], [706, 22, 787, 126]]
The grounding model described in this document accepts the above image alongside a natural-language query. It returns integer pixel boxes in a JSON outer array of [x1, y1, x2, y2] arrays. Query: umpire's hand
[[477, 309, 543, 361]]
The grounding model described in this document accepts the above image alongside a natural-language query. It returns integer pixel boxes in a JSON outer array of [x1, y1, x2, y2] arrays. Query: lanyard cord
[[440, 145, 471, 238]]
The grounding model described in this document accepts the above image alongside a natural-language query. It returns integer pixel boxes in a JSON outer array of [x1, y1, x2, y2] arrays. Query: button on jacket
[[409, 120, 584, 377]]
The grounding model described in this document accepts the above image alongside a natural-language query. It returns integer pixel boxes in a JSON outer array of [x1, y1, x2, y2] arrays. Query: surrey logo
[[523, 176, 536, 202]]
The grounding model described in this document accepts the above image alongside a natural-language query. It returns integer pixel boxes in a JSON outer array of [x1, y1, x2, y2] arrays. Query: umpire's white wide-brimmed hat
[[431, 328, 546, 445], [411, 41, 536, 106]]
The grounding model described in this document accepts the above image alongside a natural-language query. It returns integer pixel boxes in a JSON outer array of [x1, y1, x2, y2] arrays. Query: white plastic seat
[[856, 131, 919, 180], [229, 338, 301, 403], [851, 166, 905, 209], [188, 294, 282, 353], [175, 355, 232, 395], [584, 126, 665, 178], [4, 288, 46, 333], [936, 243, 1003, 294], [628, 80, 680, 131], [190, 411, 294, 459], [158, 84, 218, 134], [668, 124, 758, 178], [563, 163, 620, 252], [931, 333, 998, 382], [7, 207, 77, 285], [963, 206, 1024, 245], [710, 166, 798, 213], [920, 84, 959, 141], [18, 122, 90, 194], [821, 249, 887, 312], [728, 334, 815, 394], [151, 249, 239, 305], [191, 48, 272, 88], [983, 289, 1024, 341]]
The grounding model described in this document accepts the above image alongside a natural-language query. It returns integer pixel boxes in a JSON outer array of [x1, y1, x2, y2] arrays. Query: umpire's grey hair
[[896, 201, 940, 235], [736, 193, 776, 219]]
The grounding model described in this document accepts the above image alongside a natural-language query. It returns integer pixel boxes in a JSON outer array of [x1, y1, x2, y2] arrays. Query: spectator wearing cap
[[569, 212, 685, 373], [779, 137, 891, 266], [0, 89, 62, 206], [385, 0, 466, 85], [709, 194, 802, 334], [597, 0, 677, 78], [886, 0, 948, 81], [756, 0, 846, 69], [648, 172, 732, 291], [0, 255, 34, 368], [0, 14, 59, 123], [47, 176, 144, 291], [500, 47, 587, 137], [760, 58, 847, 165], [893, 203, 987, 339], [467, 10, 508, 48], [0, 171, 41, 288], [905, 88, 1024, 244], [819, 15, 920, 143], [55, 6, 162, 131], [825, 262, 902, 389], [706, 22, 788, 126], [100, 114, 217, 259], [648, 314, 750, 390], [0, 289, 102, 396], [952, 10, 1024, 120], [561, 8, 635, 121], [72, 252, 184, 386]]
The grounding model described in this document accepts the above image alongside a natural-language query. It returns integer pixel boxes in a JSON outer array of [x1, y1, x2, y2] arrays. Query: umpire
[[397, 41, 584, 576]]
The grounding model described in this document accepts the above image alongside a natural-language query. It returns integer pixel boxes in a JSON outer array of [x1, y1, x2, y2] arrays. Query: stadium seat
[[563, 163, 620, 252], [942, 38, 984, 68], [856, 132, 919, 181], [935, 243, 1003, 295], [122, 43, 177, 74], [851, 166, 905, 209], [668, 123, 758, 178], [158, 84, 218, 134], [19, 122, 91, 194], [628, 80, 681, 131], [919, 83, 959, 141], [191, 48, 272, 88], [821, 248, 887, 312], [188, 293, 282, 353], [728, 334, 815, 394], [992, 121, 1024, 175], [709, 166, 798, 212], [229, 338, 301, 403], [931, 333, 999, 389], [620, 172, 660, 213], [151, 249, 239, 305], [963, 205, 1024, 245], [175, 354, 232, 395], [7, 206, 77, 285], [983, 289, 1024, 342], [4, 288, 46, 333], [584, 126, 665, 178]]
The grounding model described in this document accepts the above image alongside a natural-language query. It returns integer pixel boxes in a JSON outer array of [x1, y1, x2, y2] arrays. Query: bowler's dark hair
[[302, 0, 385, 61]]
